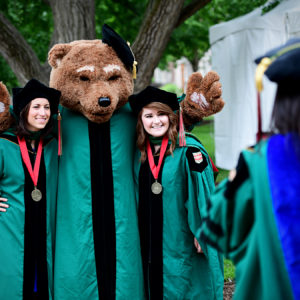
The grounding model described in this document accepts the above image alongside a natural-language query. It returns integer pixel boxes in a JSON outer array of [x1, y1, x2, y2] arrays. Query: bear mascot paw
[[181, 71, 224, 126]]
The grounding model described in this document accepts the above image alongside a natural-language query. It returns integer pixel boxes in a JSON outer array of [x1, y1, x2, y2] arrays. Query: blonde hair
[[136, 102, 178, 163]]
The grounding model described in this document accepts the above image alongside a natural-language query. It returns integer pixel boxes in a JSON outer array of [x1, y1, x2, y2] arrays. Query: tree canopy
[[0, 0, 271, 92]]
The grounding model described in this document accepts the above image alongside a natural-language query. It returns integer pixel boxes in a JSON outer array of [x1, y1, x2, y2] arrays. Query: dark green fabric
[[134, 134, 224, 299], [148, 135, 163, 145], [54, 104, 145, 299], [0, 132, 58, 300], [201, 139, 294, 300]]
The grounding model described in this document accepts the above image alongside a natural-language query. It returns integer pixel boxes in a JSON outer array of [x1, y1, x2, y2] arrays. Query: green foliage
[[0, 0, 53, 86], [192, 117, 215, 159], [160, 83, 183, 96], [0, 57, 18, 93], [95, 0, 146, 42], [192, 117, 229, 182], [160, 0, 269, 69], [224, 259, 235, 281], [261, 0, 282, 15]]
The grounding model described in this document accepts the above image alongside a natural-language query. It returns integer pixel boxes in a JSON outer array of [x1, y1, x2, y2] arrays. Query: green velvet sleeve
[[200, 173, 254, 263], [184, 151, 215, 257]]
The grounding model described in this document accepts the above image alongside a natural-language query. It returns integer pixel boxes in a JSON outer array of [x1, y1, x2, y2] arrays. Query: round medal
[[31, 188, 42, 202], [151, 181, 162, 194]]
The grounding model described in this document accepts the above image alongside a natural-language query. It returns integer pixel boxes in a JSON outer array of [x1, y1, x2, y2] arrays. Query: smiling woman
[[0, 79, 60, 300], [26, 98, 51, 132], [129, 86, 224, 300], [141, 107, 170, 138]]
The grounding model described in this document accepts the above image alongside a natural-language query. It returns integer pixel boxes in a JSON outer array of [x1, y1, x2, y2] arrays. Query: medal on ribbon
[[31, 187, 42, 202], [146, 135, 169, 195], [17, 136, 43, 202]]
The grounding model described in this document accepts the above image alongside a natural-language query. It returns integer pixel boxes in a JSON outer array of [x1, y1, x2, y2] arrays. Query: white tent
[[210, 0, 300, 170]]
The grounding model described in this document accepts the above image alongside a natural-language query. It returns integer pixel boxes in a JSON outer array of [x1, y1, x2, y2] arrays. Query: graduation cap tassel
[[255, 57, 272, 92], [256, 91, 263, 142], [179, 106, 186, 147], [133, 61, 138, 79], [255, 57, 272, 142], [57, 110, 62, 156]]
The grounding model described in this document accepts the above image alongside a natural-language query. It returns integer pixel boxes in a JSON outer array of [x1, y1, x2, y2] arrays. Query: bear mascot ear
[[181, 71, 225, 127], [48, 44, 72, 68], [0, 82, 14, 132]]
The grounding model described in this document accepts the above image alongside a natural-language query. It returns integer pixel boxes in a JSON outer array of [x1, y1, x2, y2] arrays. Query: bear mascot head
[[48, 24, 136, 124]]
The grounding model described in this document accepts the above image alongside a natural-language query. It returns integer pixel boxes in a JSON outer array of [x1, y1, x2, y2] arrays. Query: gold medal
[[31, 187, 42, 202], [151, 181, 162, 194]]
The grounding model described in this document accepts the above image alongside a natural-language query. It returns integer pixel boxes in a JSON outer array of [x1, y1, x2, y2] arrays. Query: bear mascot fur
[[0, 82, 12, 130], [0, 24, 224, 300]]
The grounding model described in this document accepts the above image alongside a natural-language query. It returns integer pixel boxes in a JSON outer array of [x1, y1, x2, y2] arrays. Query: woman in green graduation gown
[[129, 86, 223, 300], [0, 79, 60, 300], [200, 38, 300, 300]]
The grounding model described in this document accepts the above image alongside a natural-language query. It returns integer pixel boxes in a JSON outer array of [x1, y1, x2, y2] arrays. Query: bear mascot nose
[[98, 97, 111, 107]]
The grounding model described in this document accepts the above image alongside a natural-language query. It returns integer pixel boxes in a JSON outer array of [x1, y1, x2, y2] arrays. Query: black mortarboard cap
[[255, 38, 300, 85], [129, 86, 179, 115], [12, 79, 61, 117], [102, 24, 136, 74]]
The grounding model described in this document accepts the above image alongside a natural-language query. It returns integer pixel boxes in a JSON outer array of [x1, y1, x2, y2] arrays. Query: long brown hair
[[271, 84, 300, 135], [136, 102, 178, 163]]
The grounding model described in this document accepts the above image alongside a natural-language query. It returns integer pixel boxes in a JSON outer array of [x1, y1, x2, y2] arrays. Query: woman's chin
[[26, 124, 47, 132], [148, 129, 168, 137]]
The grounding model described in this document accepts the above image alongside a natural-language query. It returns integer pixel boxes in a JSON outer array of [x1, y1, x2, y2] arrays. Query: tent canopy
[[210, 0, 300, 170]]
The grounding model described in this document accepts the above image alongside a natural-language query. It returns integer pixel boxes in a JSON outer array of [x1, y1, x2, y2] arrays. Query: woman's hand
[[194, 237, 203, 253], [228, 169, 237, 181], [0, 197, 9, 212]]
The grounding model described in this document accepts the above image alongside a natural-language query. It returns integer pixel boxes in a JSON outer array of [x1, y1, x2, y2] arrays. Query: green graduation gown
[[134, 134, 224, 300], [54, 104, 144, 299], [200, 138, 295, 300], [0, 132, 58, 300]]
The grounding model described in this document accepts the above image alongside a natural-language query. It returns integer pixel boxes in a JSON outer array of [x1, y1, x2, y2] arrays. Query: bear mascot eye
[[80, 76, 90, 81], [108, 75, 120, 81]]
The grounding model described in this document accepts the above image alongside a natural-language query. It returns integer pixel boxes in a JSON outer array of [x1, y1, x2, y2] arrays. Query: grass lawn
[[191, 117, 235, 282], [191, 117, 229, 184]]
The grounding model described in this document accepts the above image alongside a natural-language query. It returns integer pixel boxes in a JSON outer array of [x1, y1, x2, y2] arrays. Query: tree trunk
[[49, 0, 96, 46], [132, 0, 185, 92], [0, 12, 49, 85], [132, 0, 212, 92], [191, 52, 200, 72]]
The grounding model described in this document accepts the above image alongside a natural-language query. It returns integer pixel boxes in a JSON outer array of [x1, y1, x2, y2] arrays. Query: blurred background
[[2, 1, 300, 297]]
